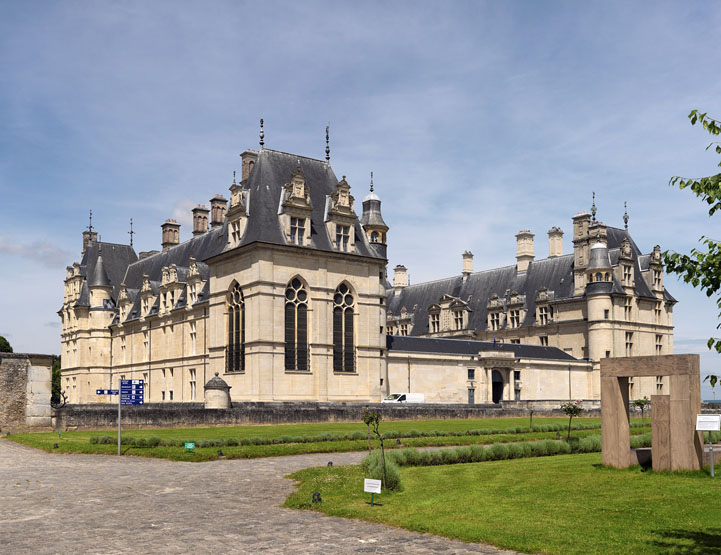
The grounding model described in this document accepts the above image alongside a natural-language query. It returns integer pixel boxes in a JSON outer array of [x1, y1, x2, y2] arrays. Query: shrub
[[134, 438, 148, 448], [351, 431, 366, 440], [489, 443, 509, 460], [89, 436, 99, 444], [507, 443, 524, 459], [278, 435, 294, 444], [363, 450, 403, 491], [226, 438, 239, 447], [146, 436, 162, 447]]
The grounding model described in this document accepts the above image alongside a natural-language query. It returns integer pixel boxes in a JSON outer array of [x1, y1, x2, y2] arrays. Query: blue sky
[[2, 1, 721, 397]]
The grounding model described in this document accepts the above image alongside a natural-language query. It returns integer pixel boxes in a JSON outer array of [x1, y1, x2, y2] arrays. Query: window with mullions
[[290, 217, 305, 246], [333, 283, 355, 372], [285, 278, 309, 371], [336, 225, 350, 252], [226, 283, 245, 372]]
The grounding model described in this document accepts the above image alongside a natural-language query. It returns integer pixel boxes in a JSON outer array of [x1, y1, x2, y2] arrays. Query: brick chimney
[[161, 219, 180, 251], [240, 150, 258, 181], [515, 230, 535, 272], [210, 195, 227, 229], [548, 227, 564, 258], [192, 205, 209, 236]]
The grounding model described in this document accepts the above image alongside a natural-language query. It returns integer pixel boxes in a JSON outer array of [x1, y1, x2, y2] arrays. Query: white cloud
[[0, 235, 73, 269]]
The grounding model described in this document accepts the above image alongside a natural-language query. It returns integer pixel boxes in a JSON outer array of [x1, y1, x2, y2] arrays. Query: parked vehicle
[[382, 393, 425, 403]]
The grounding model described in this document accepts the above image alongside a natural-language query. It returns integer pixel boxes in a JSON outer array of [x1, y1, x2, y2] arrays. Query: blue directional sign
[[120, 379, 145, 405], [96, 389, 119, 395]]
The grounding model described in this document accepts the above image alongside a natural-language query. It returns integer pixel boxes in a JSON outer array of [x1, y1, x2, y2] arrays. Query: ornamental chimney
[[462, 251, 474, 280], [393, 265, 408, 292], [548, 227, 564, 258], [515, 230, 535, 273], [161, 219, 180, 252], [209, 195, 227, 229], [192, 205, 209, 236], [240, 150, 258, 181]]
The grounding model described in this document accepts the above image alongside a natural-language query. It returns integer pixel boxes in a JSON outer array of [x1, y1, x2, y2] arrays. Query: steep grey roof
[[88, 252, 111, 287], [122, 229, 224, 290], [360, 197, 387, 228], [81, 242, 138, 299], [387, 335, 577, 361], [387, 255, 575, 335], [233, 148, 382, 258]]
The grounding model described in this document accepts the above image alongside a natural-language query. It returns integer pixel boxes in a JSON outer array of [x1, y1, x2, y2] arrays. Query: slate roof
[[387, 225, 675, 336], [80, 242, 138, 300], [229, 148, 382, 258], [387, 335, 577, 361]]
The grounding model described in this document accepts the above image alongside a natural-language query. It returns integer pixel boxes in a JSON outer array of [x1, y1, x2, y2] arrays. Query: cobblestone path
[[0, 439, 513, 554]]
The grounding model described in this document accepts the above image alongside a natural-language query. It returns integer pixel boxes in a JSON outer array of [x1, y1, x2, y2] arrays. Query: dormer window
[[653, 269, 662, 289], [623, 265, 632, 285], [538, 306, 549, 326], [143, 298, 149, 315], [454, 311, 464, 330], [509, 309, 521, 328], [231, 220, 242, 245], [430, 313, 440, 333], [290, 217, 305, 246], [169, 291, 175, 310], [490, 312, 501, 331], [189, 284, 197, 305], [336, 225, 350, 251]]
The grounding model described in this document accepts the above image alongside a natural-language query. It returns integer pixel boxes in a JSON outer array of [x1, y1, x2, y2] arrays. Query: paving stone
[[0, 439, 513, 554]]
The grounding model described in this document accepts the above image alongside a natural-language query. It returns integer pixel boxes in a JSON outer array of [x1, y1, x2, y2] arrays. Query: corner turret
[[360, 172, 388, 259]]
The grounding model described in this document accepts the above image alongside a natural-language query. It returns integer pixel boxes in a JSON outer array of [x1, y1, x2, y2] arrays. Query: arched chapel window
[[226, 283, 245, 372], [333, 283, 355, 372], [285, 278, 309, 371], [595, 272, 602, 282]]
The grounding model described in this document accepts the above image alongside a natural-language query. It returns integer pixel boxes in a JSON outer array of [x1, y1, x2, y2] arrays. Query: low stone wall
[[53, 400, 590, 431], [0, 353, 53, 432]]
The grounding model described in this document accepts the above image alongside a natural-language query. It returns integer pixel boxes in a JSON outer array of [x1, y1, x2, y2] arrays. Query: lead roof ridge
[[262, 148, 328, 164]]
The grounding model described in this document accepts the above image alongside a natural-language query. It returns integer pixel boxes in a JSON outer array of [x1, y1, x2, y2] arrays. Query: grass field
[[284, 453, 721, 554], [6, 417, 649, 461]]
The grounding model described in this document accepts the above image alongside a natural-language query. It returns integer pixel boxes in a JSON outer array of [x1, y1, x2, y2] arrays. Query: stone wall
[[0, 353, 53, 432], [54, 400, 584, 430]]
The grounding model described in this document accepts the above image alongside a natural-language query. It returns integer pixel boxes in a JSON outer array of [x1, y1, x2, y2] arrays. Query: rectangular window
[[540, 336, 548, 346], [653, 269, 662, 289], [655, 302, 662, 323], [454, 311, 464, 330], [538, 306, 548, 326], [468, 388, 475, 405], [656, 375, 663, 393], [121, 337, 126, 364], [514, 389, 521, 401], [400, 324, 408, 336], [467, 368, 475, 380], [509, 310, 520, 328], [656, 334, 663, 355], [169, 390, 173, 401], [490, 312, 500, 331], [169, 368, 174, 377], [510, 338, 520, 344], [624, 298, 633, 321], [625, 332, 634, 356], [143, 331, 149, 359], [231, 220, 242, 245], [335, 225, 350, 251], [514, 370, 521, 381], [605, 350, 611, 358], [430, 313, 440, 333], [290, 217, 305, 246], [162, 391, 166, 401], [162, 368, 166, 378], [604, 309, 609, 320], [190, 321, 197, 355], [623, 265, 632, 285], [190, 369, 196, 401]]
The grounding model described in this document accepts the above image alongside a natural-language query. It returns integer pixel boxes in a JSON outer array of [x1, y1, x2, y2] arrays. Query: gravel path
[[0, 439, 514, 554]]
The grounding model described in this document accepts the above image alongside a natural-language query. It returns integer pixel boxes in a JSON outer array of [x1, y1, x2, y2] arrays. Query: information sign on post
[[364, 478, 382, 506], [115, 380, 145, 456], [696, 414, 721, 478]]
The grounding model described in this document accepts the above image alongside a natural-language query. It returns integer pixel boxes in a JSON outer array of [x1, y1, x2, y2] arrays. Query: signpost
[[696, 414, 721, 477], [364, 478, 382, 506]]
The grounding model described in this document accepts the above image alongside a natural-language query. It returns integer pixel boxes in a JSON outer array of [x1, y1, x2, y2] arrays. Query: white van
[[382, 393, 425, 404]]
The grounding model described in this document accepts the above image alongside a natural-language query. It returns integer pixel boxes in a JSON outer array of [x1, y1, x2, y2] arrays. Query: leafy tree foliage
[[560, 400, 583, 440], [0, 335, 12, 353], [632, 396, 650, 425], [663, 110, 721, 353], [51, 355, 62, 405]]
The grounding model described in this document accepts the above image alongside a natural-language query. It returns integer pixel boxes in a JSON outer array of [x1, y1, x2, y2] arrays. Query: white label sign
[[696, 414, 721, 431], [364, 479, 382, 494]]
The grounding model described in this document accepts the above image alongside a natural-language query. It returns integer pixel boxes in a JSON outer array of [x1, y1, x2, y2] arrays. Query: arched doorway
[[492, 370, 504, 404]]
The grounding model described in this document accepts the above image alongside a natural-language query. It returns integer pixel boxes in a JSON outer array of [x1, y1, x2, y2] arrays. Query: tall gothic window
[[285, 278, 309, 371], [333, 283, 355, 372], [226, 283, 245, 372]]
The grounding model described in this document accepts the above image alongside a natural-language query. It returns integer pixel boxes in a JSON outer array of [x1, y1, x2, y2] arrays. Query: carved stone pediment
[[282, 163, 311, 210], [535, 287, 555, 303], [651, 245, 662, 264], [140, 275, 152, 295], [329, 176, 355, 217], [620, 238, 633, 260], [228, 183, 247, 217]]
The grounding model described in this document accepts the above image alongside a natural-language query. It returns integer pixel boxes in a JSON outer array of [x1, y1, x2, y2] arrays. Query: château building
[[59, 129, 675, 406]]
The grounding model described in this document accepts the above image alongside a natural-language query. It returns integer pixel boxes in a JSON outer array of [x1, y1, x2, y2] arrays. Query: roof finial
[[233, 170, 236, 185], [591, 192, 597, 223], [325, 124, 330, 162], [623, 201, 629, 230], [128, 218, 135, 247], [259, 118, 264, 148], [370, 171, 374, 193], [88, 209, 94, 233]]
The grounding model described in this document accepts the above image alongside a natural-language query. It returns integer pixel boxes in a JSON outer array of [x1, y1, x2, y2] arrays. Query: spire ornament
[[233, 170, 237, 185], [623, 201, 629, 230], [591, 192, 597, 223], [370, 171, 374, 193], [128, 218, 135, 247], [88, 209, 94, 233], [259, 118, 264, 148], [325, 124, 330, 162]]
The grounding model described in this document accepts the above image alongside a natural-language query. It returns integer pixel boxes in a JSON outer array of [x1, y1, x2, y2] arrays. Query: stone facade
[[59, 132, 675, 407], [0, 353, 53, 432]]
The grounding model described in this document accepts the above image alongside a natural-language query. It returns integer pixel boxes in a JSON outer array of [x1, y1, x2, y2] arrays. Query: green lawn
[[285, 454, 721, 554], [7, 417, 646, 461]]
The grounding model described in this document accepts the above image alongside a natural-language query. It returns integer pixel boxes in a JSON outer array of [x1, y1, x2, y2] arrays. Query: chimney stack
[[192, 205, 210, 236], [515, 230, 535, 272], [462, 251, 474, 280], [210, 195, 227, 229], [82, 230, 98, 256], [548, 227, 564, 258], [161, 219, 180, 251], [393, 265, 408, 292], [240, 149, 259, 181]]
